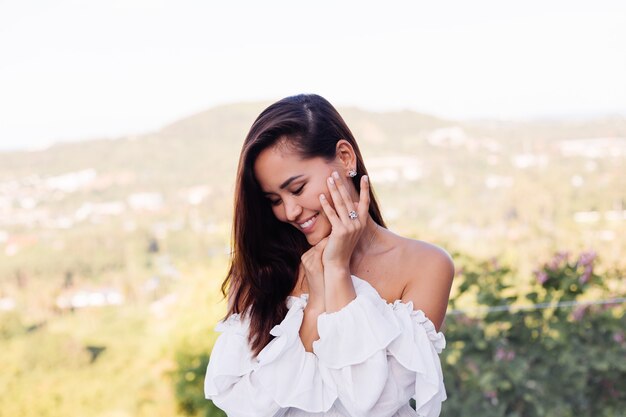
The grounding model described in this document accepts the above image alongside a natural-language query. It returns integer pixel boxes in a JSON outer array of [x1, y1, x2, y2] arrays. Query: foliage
[[167, 264, 228, 417], [0, 306, 180, 417], [442, 250, 626, 417], [173, 351, 224, 417]]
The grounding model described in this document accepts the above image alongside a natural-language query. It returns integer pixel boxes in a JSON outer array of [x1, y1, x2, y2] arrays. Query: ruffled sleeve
[[312, 276, 447, 417], [204, 295, 336, 417]]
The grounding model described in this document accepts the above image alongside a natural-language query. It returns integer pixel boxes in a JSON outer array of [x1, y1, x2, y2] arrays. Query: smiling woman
[[204, 94, 455, 417]]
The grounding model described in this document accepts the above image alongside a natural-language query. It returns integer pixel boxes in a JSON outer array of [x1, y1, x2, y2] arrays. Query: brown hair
[[221, 94, 387, 356]]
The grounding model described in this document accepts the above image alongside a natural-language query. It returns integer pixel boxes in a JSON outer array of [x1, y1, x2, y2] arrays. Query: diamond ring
[[348, 210, 358, 220]]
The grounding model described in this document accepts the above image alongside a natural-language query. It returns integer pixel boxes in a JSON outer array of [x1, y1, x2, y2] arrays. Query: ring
[[348, 210, 358, 220]]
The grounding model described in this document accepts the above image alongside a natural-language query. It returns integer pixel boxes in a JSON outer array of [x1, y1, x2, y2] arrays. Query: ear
[[335, 140, 357, 174]]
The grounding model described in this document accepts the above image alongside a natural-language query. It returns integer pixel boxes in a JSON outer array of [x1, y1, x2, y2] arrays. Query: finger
[[327, 173, 350, 223], [319, 193, 341, 228], [358, 175, 370, 219], [333, 171, 357, 214]]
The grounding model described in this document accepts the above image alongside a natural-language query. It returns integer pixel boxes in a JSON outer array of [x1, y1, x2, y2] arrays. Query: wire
[[448, 297, 626, 315]]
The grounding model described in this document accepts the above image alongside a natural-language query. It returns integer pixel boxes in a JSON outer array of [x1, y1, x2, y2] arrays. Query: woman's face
[[253, 143, 352, 245]]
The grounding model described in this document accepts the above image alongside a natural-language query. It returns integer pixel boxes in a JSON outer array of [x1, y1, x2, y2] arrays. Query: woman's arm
[[400, 243, 455, 331], [323, 264, 356, 312], [298, 238, 328, 351], [299, 303, 323, 352]]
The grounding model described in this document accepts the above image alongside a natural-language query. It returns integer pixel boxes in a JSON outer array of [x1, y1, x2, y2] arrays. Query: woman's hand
[[318, 171, 370, 270], [300, 237, 328, 311]]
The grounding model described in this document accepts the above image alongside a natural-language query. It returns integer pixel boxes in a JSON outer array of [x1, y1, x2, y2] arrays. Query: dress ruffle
[[204, 294, 336, 415], [205, 313, 255, 394], [313, 276, 447, 417], [388, 300, 447, 417], [313, 282, 400, 368]]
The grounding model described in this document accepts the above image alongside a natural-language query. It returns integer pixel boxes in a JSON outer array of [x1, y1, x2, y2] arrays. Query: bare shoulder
[[400, 239, 455, 282], [396, 236, 455, 331]]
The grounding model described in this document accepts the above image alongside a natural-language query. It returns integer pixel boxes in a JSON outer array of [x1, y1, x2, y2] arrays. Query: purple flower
[[547, 251, 570, 271], [489, 257, 500, 270], [602, 299, 620, 311], [579, 265, 593, 284], [577, 250, 597, 268], [484, 390, 498, 405], [457, 314, 477, 326], [547, 259, 559, 271], [495, 347, 515, 362], [557, 250, 570, 261], [467, 360, 479, 374], [495, 347, 507, 361], [572, 305, 587, 321], [613, 331, 625, 344], [484, 390, 497, 399], [535, 270, 549, 285]]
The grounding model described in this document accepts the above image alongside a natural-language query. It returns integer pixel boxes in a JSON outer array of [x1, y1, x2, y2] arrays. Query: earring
[[347, 169, 357, 178]]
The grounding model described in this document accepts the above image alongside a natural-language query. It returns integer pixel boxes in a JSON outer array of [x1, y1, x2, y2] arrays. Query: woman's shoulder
[[402, 237, 453, 270], [379, 228, 454, 277], [380, 230, 455, 330]]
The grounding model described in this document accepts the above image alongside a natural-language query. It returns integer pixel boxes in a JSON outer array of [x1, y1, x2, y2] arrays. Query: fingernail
[[363, 175, 368, 183], [319, 194, 326, 200], [328, 176, 334, 185], [332, 171, 339, 179]]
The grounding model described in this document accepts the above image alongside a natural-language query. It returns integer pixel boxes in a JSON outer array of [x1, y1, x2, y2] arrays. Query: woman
[[204, 94, 455, 417]]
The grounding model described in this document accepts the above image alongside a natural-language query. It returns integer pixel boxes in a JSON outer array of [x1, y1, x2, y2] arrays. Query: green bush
[[173, 351, 225, 417], [442, 250, 626, 416]]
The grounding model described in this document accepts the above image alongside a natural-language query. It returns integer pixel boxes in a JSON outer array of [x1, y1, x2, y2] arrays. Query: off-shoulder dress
[[204, 275, 447, 417]]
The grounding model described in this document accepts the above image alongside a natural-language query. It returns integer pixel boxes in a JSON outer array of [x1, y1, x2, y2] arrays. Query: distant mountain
[[1, 102, 625, 187]]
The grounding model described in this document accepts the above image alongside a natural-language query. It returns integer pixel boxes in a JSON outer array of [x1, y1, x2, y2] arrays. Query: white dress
[[204, 275, 447, 417]]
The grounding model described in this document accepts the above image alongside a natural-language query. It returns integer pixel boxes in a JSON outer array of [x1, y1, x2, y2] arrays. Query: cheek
[[271, 205, 287, 222], [313, 181, 333, 208]]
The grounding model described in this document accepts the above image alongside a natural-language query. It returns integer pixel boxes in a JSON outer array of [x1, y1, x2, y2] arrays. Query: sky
[[1, 0, 625, 151]]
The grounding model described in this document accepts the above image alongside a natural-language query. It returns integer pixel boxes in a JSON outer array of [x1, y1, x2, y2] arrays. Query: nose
[[284, 198, 303, 222]]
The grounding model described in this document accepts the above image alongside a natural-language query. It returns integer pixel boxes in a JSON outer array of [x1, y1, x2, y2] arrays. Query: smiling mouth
[[298, 214, 318, 230]]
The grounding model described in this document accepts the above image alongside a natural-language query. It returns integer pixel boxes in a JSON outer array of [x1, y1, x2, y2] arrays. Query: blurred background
[[0, 1, 625, 416]]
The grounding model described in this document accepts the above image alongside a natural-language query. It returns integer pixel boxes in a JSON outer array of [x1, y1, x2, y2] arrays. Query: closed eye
[[292, 184, 305, 195], [268, 184, 305, 206]]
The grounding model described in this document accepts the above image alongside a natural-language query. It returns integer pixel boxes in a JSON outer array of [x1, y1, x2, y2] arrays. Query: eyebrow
[[262, 175, 304, 195]]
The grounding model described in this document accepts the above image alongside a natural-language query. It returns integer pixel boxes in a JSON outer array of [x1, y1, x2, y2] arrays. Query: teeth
[[300, 215, 317, 229]]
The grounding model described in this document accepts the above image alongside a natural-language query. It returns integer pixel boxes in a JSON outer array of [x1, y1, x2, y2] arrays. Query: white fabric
[[204, 275, 447, 417]]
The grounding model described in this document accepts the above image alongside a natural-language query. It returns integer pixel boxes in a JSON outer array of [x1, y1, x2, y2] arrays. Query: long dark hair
[[221, 94, 387, 356]]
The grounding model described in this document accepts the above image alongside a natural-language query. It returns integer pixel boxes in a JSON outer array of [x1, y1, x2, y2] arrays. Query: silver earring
[[347, 169, 357, 178]]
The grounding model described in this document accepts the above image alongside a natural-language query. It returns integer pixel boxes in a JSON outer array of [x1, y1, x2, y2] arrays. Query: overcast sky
[[1, 0, 625, 151]]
